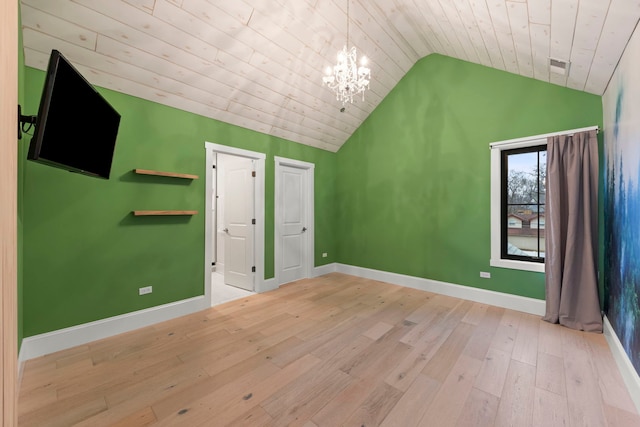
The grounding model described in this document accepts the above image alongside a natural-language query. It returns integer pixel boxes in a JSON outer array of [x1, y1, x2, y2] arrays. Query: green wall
[[22, 67, 336, 337], [335, 54, 603, 300]]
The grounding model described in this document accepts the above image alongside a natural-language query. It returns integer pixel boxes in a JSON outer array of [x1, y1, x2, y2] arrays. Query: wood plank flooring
[[18, 273, 640, 426]]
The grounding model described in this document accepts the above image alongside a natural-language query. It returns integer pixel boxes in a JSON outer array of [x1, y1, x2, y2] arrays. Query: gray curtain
[[543, 130, 602, 332]]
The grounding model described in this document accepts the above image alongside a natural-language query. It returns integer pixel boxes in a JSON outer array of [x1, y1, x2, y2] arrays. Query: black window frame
[[500, 144, 546, 263]]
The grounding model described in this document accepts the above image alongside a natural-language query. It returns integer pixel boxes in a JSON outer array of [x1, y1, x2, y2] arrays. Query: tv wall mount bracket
[[18, 104, 37, 140]]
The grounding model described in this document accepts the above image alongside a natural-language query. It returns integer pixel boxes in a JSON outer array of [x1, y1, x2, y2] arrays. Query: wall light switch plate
[[480, 272, 491, 279], [322, 253, 328, 258], [139, 286, 153, 295]]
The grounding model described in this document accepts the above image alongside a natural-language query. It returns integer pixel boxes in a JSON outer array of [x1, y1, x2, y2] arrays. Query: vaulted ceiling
[[20, 0, 640, 152]]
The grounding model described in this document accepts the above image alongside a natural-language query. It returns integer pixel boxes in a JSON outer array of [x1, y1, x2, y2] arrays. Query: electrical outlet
[[480, 272, 491, 279], [322, 252, 328, 258], [139, 286, 153, 295]]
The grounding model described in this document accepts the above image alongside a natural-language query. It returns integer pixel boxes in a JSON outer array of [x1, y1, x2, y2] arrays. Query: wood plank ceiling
[[20, 0, 640, 152]]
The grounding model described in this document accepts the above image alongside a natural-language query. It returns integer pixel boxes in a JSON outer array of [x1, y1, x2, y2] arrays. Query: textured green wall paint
[[336, 54, 603, 300], [23, 67, 336, 336]]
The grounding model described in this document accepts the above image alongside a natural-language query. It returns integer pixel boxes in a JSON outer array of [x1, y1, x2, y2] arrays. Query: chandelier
[[322, 0, 371, 105]]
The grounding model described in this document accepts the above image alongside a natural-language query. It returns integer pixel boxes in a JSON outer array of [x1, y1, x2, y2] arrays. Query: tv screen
[[27, 49, 121, 179]]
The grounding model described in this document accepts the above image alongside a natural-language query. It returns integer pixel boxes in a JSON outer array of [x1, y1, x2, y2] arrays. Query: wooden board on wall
[[1, 0, 19, 424]]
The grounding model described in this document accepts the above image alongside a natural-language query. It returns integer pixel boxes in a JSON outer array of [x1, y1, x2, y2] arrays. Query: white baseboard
[[267, 264, 337, 291], [313, 263, 337, 277], [603, 315, 640, 414], [260, 278, 278, 293], [335, 263, 545, 316], [19, 296, 208, 362]]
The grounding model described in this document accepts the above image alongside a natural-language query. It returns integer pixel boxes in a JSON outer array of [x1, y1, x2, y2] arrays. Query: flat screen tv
[[27, 49, 121, 179]]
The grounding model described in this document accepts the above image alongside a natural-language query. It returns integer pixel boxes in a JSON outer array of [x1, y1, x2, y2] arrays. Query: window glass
[[502, 146, 546, 262]]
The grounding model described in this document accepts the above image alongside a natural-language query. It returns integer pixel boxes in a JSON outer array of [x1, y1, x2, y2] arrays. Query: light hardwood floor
[[18, 273, 640, 426]]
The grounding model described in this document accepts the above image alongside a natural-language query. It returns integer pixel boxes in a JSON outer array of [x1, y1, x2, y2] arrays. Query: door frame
[[204, 142, 265, 302], [1, 0, 18, 422], [274, 156, 315, 287]]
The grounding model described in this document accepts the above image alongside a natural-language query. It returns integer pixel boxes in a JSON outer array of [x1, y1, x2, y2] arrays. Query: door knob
[[223, 228, 229, 233], [302, 227, 307, 233]]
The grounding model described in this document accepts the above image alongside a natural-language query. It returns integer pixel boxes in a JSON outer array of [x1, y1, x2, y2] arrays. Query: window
[[501, 145, 546, 263], [490, 136, 546, 273], [490, 127, 597, 273]]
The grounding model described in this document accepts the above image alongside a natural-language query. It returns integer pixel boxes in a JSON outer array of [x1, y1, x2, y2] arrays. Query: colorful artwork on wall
[[603, 27, 640, 376]]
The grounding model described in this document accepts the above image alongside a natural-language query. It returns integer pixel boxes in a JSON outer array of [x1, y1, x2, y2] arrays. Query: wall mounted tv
[[24, 49, 121, 179]]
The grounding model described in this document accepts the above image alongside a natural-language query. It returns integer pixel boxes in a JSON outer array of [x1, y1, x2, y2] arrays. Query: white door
[[222, 155, 255, 291], [278, 164, 309, 284]]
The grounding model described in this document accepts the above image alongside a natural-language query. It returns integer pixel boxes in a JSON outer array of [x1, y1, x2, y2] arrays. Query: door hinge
[[211, 262, 216, 266], [252, 171, 256, 177], [251, 266, 256, 273], [252, 218, 256, 225]]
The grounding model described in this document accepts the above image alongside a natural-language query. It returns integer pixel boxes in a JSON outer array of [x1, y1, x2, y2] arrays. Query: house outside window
[[530, 215, 545, 229], [507, 215, 522, 228]]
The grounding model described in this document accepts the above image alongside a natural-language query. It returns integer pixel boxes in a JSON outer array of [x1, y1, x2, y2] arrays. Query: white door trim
[[204, 142, 266, 302], [274, 156, 315, 287]]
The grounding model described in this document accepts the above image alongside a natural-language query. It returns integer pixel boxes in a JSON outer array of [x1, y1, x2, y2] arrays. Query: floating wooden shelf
[[133, 169, 199, 180], [132, 210, 198, 216]]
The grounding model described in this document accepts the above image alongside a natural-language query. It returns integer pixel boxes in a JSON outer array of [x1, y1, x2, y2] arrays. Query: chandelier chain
[[346, 0, 349, 48]]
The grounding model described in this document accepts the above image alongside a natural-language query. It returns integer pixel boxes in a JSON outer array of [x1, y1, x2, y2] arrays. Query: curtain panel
[[543, 130, 602, 332]]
